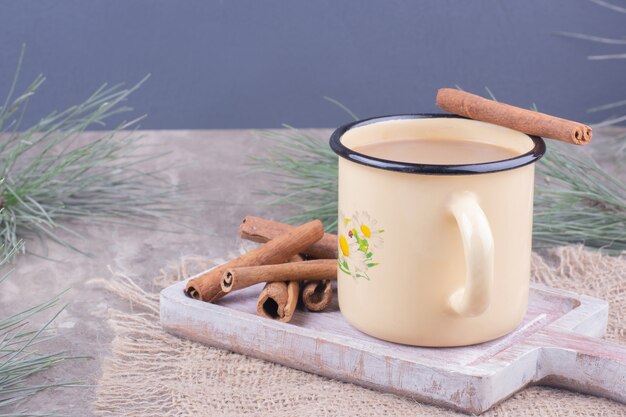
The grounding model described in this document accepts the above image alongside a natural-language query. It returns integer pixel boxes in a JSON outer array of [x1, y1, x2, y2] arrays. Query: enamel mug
[[329, 114, 546, 347]]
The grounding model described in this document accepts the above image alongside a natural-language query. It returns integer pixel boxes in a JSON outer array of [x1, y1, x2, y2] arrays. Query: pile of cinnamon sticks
[[184, 216, 338, 323]]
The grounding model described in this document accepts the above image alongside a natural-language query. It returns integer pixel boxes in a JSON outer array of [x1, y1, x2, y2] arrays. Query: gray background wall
[[1, 0, 624, 129]]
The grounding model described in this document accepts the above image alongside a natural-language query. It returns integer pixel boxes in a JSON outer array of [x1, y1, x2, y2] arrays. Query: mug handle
[[447, 191, 495, 317]]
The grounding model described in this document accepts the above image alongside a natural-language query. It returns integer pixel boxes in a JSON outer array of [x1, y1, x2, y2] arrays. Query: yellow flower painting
[[338, 210, 384, 280]]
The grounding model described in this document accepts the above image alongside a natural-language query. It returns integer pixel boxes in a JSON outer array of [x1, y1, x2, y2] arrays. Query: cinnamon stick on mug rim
[[221, 259, 337, 294], [436, 88, 592, 145], [240, 216, 337, 259], [184, 219, 325, 302]]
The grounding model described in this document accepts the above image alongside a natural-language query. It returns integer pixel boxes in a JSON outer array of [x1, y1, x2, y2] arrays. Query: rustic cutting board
[[160, 277, 626, 414]]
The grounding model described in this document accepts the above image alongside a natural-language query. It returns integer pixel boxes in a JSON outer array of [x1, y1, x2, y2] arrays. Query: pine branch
[[0, 47, 186, 260], [0, 244, 84, 416]]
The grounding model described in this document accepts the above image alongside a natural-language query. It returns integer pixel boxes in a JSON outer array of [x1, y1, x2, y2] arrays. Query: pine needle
[[250, 126, 339, 232], [0, 47, 186, 260], [534, 141, 626, 253], [0, 244, 84, 416]]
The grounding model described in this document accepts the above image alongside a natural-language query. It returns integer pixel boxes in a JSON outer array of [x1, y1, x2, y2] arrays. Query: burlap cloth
[[93, 246, 626, 416]]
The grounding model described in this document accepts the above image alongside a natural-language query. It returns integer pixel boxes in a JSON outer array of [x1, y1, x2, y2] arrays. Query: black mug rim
[[329, 113, 546, 175]]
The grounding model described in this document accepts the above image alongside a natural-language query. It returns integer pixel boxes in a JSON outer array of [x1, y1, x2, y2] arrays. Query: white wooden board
[[160, 278, 626, 414]]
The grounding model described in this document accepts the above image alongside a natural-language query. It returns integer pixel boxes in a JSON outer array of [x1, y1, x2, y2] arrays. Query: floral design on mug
[[338, 210, 384, 280]]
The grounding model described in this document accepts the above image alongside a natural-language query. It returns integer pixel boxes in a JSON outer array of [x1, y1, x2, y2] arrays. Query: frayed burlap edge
[[93, 247, 626, 416]]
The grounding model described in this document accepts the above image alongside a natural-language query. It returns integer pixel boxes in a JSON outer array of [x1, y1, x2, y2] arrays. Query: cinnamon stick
[[302, 280, 333, 312], [221, 259, 336, 294], [436, 88, 592, 145], [184, 219, 324, 301], [256, 255, 302, 323], [240, 216, 337, 259], [257, 281, 300, 322]]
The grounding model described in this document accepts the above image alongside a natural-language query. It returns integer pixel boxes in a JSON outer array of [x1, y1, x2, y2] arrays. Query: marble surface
[[1, 127, 622, 415], [0, 128, 313, 416]]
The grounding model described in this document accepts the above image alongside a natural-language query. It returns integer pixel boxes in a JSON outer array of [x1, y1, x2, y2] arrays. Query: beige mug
[[329, 114, 545, 346]]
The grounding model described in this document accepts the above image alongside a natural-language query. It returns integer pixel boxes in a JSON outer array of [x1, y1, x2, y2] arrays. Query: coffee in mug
[[354, 138, 518, 165]]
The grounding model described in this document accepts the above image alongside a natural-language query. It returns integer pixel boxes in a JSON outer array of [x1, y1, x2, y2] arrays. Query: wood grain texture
[[161, 278, 625, 414]]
